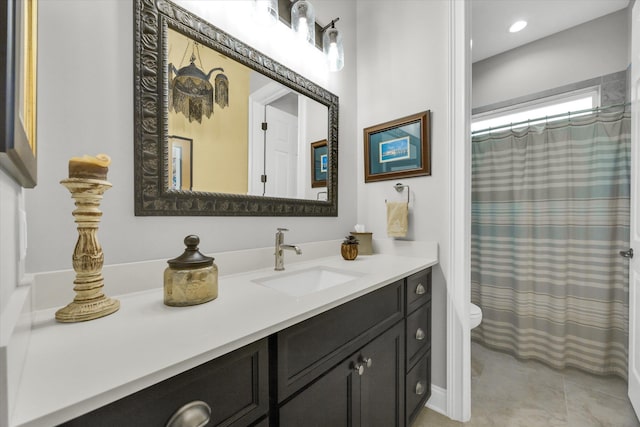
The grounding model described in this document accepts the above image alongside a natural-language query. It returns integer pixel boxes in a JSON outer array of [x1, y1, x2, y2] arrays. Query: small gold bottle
[[164, 235, 218, 307]]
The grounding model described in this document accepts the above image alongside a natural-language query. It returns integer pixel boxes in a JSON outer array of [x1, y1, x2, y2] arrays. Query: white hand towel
[[387, 202, 408, 237]]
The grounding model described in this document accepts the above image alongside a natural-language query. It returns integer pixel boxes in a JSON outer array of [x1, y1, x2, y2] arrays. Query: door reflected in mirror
[[167, 28, 328, 200]]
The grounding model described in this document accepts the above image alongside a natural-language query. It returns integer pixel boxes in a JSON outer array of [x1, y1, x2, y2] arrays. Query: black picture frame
[[363, 111, 431, 183], [311, 139, 327, 188], [0, 0, 37, 188]]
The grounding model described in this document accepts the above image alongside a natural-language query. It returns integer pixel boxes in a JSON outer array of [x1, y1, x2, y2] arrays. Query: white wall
[[356, 0, 451, 389], [0, 171, 23, 313], [473, 9, 629, 109], [26, 0, 358, 273]]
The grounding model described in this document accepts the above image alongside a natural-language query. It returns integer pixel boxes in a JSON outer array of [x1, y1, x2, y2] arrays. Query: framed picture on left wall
[[0, 0, 38, 188]]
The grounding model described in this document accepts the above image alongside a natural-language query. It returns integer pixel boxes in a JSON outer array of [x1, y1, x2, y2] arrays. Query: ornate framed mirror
[[134, 0, 338, 216]]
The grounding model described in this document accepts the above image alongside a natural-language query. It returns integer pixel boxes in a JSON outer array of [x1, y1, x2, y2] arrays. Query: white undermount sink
[[253, 266, 364, 297]]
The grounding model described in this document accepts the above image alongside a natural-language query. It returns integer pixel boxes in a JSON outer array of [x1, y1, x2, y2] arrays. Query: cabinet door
[[279, 356, 361, 427], [359, 322, 405, 427], [276, 280, 404, 402], [279, 322, 405, 427]]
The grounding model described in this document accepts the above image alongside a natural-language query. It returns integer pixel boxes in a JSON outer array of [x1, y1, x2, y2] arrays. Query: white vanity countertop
[[10, 241, 437, 427]]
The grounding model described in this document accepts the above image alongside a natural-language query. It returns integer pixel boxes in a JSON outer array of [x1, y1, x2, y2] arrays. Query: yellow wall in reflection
[[168, 28, 249, 194]]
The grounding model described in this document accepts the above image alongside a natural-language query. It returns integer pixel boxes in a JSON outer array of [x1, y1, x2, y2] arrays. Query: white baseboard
[[425, 384, 447, 416]]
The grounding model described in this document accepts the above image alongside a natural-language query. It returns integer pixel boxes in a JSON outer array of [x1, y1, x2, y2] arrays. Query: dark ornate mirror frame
[[134, 0, 338, 216]]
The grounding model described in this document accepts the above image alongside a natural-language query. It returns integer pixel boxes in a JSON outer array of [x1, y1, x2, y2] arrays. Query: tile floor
[[414, 341, 640, 427]]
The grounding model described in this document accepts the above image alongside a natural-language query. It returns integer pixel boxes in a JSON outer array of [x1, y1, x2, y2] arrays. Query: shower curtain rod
[[471, 102, 630, 137]]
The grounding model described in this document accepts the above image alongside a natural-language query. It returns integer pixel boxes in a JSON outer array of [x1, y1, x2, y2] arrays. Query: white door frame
[[628, 0, 640, 417], [447, 0, 471, 422]]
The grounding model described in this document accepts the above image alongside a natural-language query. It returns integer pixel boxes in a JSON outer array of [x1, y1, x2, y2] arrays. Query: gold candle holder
[[56, 178, 119, 322]]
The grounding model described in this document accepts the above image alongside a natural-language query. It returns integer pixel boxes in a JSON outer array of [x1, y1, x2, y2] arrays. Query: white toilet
[[470, 303, 483, 329]]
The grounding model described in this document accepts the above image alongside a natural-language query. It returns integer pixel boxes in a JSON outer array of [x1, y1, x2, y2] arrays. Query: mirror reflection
[[167, 28, 328, 200], [134, 0, 338, 216]]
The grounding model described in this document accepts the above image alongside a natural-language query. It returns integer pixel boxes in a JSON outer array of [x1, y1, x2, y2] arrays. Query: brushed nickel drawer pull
[[415, 328, 425, 341], [353, 362, 365, 376], [415, 283, 426, 295], [415, 381, 425, 396], [166, 400, 211, 427]]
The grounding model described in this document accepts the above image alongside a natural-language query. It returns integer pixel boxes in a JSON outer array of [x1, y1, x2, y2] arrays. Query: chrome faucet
[[275, 228, 302, 271]]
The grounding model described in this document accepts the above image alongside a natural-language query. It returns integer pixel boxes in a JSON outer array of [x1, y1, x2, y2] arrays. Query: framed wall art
[[0, 0, 38, 188], [363, 111, 431, 183], [168, 135, 193, 191], [311, 139, 328, 188]]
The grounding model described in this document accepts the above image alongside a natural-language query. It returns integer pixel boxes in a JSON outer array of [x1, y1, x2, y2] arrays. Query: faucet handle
[[277, 228, 289, 233]]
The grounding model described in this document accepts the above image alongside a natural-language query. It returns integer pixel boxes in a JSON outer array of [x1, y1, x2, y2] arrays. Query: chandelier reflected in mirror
[[169, 41, 229, 123]]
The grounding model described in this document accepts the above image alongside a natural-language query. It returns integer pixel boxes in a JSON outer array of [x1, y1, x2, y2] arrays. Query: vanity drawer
[[276, 279, 404, 401], [406, 268, 431, 314], [405, 350, 431, 426], [406, 302, 431, 369], [60, 339, 269, 427]]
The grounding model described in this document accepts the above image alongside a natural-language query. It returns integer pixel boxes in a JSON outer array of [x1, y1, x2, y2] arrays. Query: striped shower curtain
[[471, 111, 631, 378]]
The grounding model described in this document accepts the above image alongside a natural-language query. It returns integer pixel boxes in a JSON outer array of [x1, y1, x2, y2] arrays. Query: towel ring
[[385, 183, 410, 204]]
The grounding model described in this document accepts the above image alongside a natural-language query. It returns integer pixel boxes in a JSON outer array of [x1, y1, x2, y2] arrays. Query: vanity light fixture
[[169, 42, 229, 124], [253, 0, 279, 27], [322, 18, 344, 72], [509, 20, 527, 33], [291, 0, 316, 45]]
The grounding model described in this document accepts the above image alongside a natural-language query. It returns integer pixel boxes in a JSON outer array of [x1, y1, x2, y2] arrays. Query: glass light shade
[[253, 0, 279, 27], [291, 0, 315, 45], [323, 26, 344, 72]]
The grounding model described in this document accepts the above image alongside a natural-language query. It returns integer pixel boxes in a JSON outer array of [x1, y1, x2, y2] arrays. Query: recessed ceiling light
[[509, 20, 527, 33]]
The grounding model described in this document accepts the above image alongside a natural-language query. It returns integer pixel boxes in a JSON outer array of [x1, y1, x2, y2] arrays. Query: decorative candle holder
[[56, 178, 119, 322]]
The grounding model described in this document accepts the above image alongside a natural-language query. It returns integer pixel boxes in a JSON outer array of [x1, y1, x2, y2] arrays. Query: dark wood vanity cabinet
[[278, 321, 405, 427], [275, 267, 432, 427], [274, 279, 405, 403], [61, 268, 432, 427]]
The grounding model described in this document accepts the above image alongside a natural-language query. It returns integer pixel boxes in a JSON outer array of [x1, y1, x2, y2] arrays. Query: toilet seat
[[470, 303, 483, 329]]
